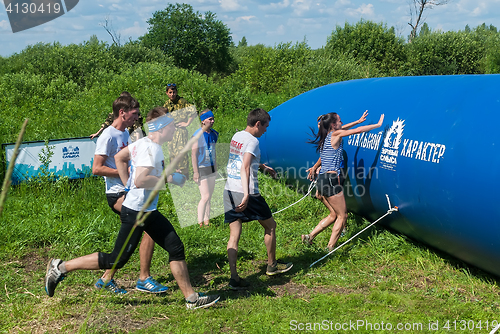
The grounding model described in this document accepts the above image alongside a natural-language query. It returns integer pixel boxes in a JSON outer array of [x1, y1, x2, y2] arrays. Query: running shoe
[[44, 258, 65, 297], [301, 234, 313, 245], [95, 278, 127, 294], [266, 260, 293, 276], [185, 293, 220, 310], [136, 276, 169, 294], [228, 277, 250, 290]]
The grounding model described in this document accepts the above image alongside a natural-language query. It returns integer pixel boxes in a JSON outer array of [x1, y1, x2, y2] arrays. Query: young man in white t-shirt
[[45, 107, 219, 309], [92, 95, 167, 294], [224, 108, 293, 290]]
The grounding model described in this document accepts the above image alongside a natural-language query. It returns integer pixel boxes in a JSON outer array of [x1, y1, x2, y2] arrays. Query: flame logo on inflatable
[[383, 118, 405, 150]]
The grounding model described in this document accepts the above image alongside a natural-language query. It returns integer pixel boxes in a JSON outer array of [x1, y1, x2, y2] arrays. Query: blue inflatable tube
[[259, 75, 500, 277]]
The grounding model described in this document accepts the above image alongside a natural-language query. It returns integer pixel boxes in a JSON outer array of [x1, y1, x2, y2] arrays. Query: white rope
[[272, 180, 317, 215], [215, 175, 317, 215], [309, 194, 399, 267]]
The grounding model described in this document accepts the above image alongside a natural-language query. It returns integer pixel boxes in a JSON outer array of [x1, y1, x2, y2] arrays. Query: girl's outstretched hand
[[358, 110, 369, 124], [377, 114, 385, 126]]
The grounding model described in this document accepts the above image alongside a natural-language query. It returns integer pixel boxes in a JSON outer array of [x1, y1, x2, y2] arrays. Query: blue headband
[[200, 110, 214, 122], [148, 114, 174, 132]]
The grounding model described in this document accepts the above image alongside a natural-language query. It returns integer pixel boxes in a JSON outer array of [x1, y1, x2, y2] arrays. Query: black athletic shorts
[[316, 172, 345, 197], [198, 165, 216, 180], [223, 190, 273, 223], [106, 191, 127, 214], [98, 207, 185, 270]]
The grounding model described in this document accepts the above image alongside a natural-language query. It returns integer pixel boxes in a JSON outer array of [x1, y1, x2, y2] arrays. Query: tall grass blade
[[0, 119, 29, 217]]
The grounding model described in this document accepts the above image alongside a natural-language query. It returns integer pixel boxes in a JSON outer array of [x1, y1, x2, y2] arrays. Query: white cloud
[[471, 5, 486, 16], [267, 24, 287, 36], [292, 0, 313, 16], [345, 3, 375, 17], [224, 15, 259, 38], [120, 21, 146, 38], [0, 20, 10, 31], [110, 4, 122, 11], [236, 15, 257, 23], [219, 0, 247, 11], [358, 3, 375, 15], [258, 0, 291, 12], [335, 0, 352, 8]]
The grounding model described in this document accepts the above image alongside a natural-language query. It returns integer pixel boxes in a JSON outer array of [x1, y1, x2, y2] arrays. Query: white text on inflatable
[[346, 118, 446, 170]]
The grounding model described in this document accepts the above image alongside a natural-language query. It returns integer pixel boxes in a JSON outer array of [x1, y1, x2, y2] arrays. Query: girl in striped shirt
[[302, 111, 384, 251]]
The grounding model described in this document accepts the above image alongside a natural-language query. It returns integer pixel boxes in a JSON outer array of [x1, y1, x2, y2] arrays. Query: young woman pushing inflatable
[[302, 111, 384, 251]]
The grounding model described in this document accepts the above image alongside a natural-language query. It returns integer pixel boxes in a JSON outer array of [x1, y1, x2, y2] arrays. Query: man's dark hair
[[247, 108, 271, 127], [112, 95, 140, 118]]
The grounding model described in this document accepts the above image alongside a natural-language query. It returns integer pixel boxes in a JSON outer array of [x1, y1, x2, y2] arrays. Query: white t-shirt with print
[[122, 137, 164, 212], [225, 130, 260, 194], [94, 126, 130, 194]]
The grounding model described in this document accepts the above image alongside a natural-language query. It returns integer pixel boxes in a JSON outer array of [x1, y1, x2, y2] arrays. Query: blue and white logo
[[62, 145, 79, 159]]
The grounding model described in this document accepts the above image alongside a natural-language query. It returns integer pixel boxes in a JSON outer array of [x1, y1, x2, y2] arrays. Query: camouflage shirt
[[162, 96, 197, 176], [163, 96, 197, 123]]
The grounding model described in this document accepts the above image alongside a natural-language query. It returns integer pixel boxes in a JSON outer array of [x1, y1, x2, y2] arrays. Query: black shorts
[[317, 172, 345, 197], [98, 207, 185, 269], [198, 165, 216, 180], [224, 190, 273, 223], [106, 191, 127, 214]]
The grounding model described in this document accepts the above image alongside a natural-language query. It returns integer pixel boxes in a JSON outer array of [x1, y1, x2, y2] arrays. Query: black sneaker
[[229, 278, 250, 290], [266, 260, 293, 276], [185, 293, 220, 310]]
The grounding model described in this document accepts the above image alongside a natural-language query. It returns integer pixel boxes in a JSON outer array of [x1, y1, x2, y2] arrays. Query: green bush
[[290, 49, 378, 91], [474, 25, 500, 74], [109, 41, 173, 65], [233, 42, 313, 94], [3, 38, 119, 87], [483, 34, 500, 73], [325, 20, 406, 76], [404, 30, 485, 75]]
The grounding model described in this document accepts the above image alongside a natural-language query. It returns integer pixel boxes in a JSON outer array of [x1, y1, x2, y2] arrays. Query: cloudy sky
[[1, 0, 499, 58]]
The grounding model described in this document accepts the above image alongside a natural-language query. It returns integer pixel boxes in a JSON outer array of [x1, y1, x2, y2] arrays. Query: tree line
[[1, 3, 499, 91]]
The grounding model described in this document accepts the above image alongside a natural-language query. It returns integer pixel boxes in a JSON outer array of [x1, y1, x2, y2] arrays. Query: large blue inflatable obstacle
[[259, 75, 500, 277]]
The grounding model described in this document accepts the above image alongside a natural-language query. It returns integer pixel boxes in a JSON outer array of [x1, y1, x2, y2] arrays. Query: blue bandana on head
[[200, 110, 214, 122], [148, 114, 174, 132]]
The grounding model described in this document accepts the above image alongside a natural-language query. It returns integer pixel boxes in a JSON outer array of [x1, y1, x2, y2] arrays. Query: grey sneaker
[[44, 259, 65, 297], [185, 293, 220, 309], [229, 277, 250, 290], [266, 260, 293, 276]]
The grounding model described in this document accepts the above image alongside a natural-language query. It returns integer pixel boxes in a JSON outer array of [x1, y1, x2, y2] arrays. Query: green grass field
[[1, 172, 500, 333]]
